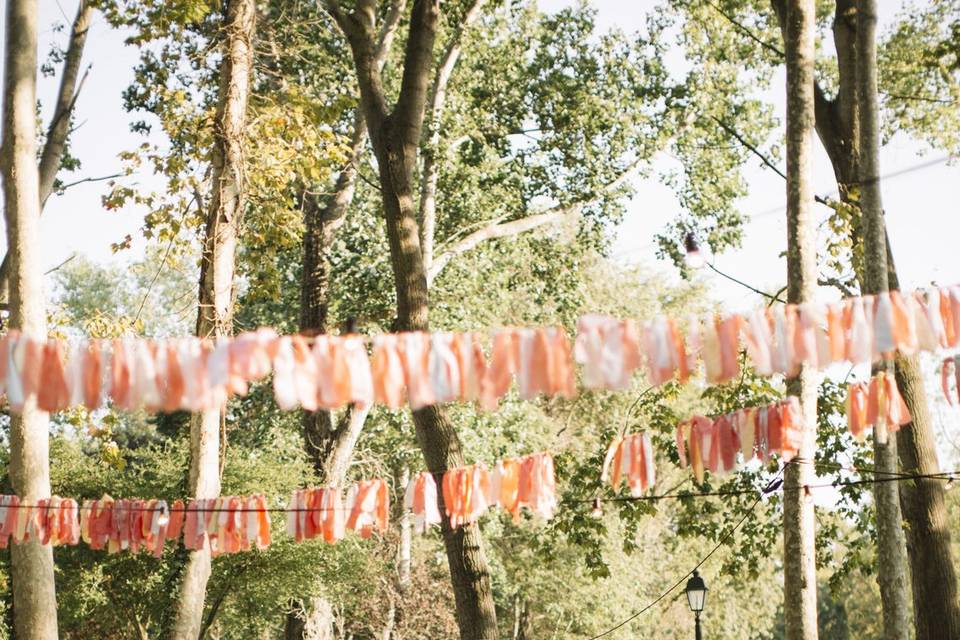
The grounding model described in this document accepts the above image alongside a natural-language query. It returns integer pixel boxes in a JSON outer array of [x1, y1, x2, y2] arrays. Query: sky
[[1, 2, 958, 457], [0, 0, 952, 313]]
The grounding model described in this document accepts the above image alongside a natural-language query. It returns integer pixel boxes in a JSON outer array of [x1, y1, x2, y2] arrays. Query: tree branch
[[0, 1, 95, 305], [39, 1, 95, 206], [427, 158, 641, 282], [419, 0, 488, 273], [703, 0, 784, 58], [393, 0, 442, 151], [427, 206, 579, 283], [374, 0, 407, 69], [54, 172, 123, 192], [710, 115, 832, 206]]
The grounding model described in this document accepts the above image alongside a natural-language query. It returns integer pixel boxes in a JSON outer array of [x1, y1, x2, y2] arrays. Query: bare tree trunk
[[0, 2, 59, 638], [397, 466, 412, 596], [856, 3, 911, 637], [326, 0, 499, 636], [285, 597, 335, 640], [782, 1, 819, 638], [0, 0, 95, 302], [168, 2, 256, 638], [300, 0, 405, 480], [379, 466, 412, 640], [771, 1, 960, 632]]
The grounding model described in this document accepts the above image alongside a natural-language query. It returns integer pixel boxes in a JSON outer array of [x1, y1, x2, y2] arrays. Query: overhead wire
[[584, 463, 789, 639], [581, 464, 960, 638], [610, 153, 955, 261]]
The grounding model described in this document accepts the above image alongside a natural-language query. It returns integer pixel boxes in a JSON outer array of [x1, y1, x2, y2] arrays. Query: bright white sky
[[0, 0, 953, 311], [0, 1, 953, 494]]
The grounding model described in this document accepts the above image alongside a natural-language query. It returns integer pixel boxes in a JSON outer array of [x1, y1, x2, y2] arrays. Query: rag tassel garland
[[676, 398, 804, 484], [601, 432, 656, 496], [846, 372, 912, 443], [941, 355, 960, 406], [288, 479, 389, 543], [414, 452, 558, 530], [0, 496, 79, 548], [0, 284, 958, 415]]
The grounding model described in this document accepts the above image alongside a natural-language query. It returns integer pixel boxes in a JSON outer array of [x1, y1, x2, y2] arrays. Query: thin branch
[[374, 0, 407, 68], [427, 206, 579, 282], [54, 172, 123, 192], [703, 0, 784, 58], [356, 167, 382, 192], [428, 159, 642, 282], [881, 91, 954, 105], [709, 115, 786, 180], [43, 254, 76, 276], [818, 276, 856, 297]]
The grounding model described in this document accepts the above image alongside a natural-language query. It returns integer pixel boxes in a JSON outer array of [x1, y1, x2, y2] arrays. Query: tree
[[781, 1, 820, 637], [768, 4, 960, 635], [168, 0, 257, 637], [656, 2, 960, 634], [0, 0, 96, 302], [856, 1, 911, 636], [320, 1, 499, 635], [0, 1, 59, 638]]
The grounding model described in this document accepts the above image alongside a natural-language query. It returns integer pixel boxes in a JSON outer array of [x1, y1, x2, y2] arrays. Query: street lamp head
[[685, 569, 708, 614]]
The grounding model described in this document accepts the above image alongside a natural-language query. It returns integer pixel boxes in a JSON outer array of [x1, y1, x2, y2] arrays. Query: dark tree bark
[[323, 1, 499, 636], [0, 2, 60, 638], [781, 1, 820, 638], [168, 1, 256, 638], [299, 0, 404, 480]]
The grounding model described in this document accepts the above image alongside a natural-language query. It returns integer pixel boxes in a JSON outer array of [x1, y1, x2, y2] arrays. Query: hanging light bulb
[[589, 497, 603, 519], [683, 232, 706, 270]]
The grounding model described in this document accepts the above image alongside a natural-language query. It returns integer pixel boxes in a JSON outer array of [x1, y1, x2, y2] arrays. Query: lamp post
[[685, 570, 708, 640]]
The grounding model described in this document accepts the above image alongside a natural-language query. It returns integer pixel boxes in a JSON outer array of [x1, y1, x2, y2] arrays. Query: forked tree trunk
[[856, 2, 911, 637], [168, 1, 256, 638], [769, 1, 960, 633], [0, 1, 59, 638], [327, 0, 499, 636], [782, 1, 819, 638], [0, 0, 95, 302]]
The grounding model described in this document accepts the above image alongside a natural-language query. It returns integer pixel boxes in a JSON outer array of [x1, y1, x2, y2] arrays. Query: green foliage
[[881, 0, 960, 155], [20, 0, 947, 637]]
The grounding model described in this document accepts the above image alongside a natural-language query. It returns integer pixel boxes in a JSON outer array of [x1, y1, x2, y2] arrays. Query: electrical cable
[[580, 464, 960, 638], [584, 464, 789, 639]]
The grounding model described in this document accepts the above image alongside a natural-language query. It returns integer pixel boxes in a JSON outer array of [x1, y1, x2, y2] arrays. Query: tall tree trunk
[[886, 223, 960, 640], [168, 1, 255, 638], [0, 2, 59, 638], [290, 6, 405, 633], [856, 2, 911, 637], [771, 1, 960, 632], [300, 0, 404, 481], [782, 1, 819, 638], [300, 113, 367, 479], [0, 0, 95, 303], [327, 0, 499, 636]]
